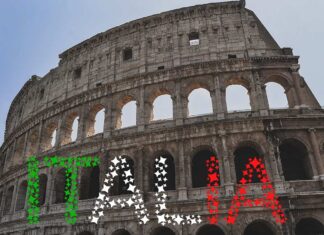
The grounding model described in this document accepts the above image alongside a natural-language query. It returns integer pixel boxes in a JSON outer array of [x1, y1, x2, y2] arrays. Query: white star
[[97, 193, 105, 201], [126, 198, 134, 206], [159, 203, 166, 210], [159, 157, 167, 165], [121, 158, 126, 164], [102, 184, 110, 193], [124, 170, 132, 178], [174, 215, 183, 224], [157, 214, 166, 224], [98, 211, 104, 217], [128, 184, 136, 192], [157, 185, 165, 192], [109, 200, 116, 207], [90, 216, 99, 224], [111, 170, 117, 178], [141, 215, 149, 224], [112, 157, 119, 166]]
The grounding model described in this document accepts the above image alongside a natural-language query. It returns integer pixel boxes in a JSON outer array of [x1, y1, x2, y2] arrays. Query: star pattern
[[154, 156, 201, 226], [89, 156, 150, 224]]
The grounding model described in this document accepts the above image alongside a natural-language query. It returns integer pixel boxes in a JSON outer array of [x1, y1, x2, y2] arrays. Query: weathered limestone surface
[[0, 1, 324, 234]]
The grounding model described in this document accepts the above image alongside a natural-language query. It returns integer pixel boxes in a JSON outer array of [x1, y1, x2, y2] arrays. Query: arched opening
[[152, 153, 175, 191], [234, 146, 262, 184], [226, 85, 251, 112], [51, 129, 57, 148], [61, 113, 79, 145], [78, 232, 94, 235], [79, 166, 100, 200], [4, 186, 14, 214], [39, 174, 47, 206], [152, 95, 173, 121], [43, 123, 57, 150], [188, 88, 213, 116], [15, 180, 27, 211], [118, 101, 137, 128], [13, 136, 25, 166], [296, 218, 324, 235], [112, 229, 131, 235], [87, 105, 105, 137], [54, 169, 70, 204], [151, 227, 176, 235], [266, 82, 288, 109], [192, 149, 219, 188], [26, 129, 38, 157], [196, 224, 225, 235], [244, 221, 275, 235], [279, 139, 312, 181], [110, 157, 135, 196]]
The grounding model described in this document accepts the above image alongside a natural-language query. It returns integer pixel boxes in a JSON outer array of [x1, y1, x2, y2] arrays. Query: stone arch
[[61, 112, 79, 145], [188, 88, 213, 117], [151, 93, 173, 121], [12, 135, 25, 166], [265, 82, 288, 109], [295, 217, 324, 235], [39, 174, 47, 206], [151, 151, 176, 191], [25, 127, 38, 157], [234, 143, 263, 184], [110, 155, 135, 196], [112, 229, 131, 235], [77, 232, 94, 235], [42, 122, 58, 151], [264, 74, 296, 108], [243, 220, 277, 235], [79, 166, 100, 200], [86, 104, 105, 137], [116, 95, 137, 129], [279, 138, 313, 181], [184, 81, 213, 117], [196, 224, 226, 235], [4, 185, 14, 214], [150, 226, 176, 235], [53, 168, 69, 204], [192, 146, 218, 188], [15, 180, 27, 211]]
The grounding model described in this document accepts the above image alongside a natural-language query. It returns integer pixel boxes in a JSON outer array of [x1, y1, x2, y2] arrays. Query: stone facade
[[0, 1, 324, 234]]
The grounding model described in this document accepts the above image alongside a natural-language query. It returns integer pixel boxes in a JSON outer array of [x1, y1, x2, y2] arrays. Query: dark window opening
[[74, 67, 82, 79], [112, 230, 131, 235], [110, 157, 134, 196], [192, 149, 219, 188], [4, 186, 14, 215], [157, 66, 165, 70], [39, 174, 47, 205], [197, 225, 225, 235], [152, 154, 175, 191], [234, 146, 261, 184], [39, 89, 45, 100], [296, 218, 324, 235], [244, 221, 274, 235], [80, 166, 100, 200], [228, 54, 237, 59], [96, 83, 102, 87], [151, 227, 175, 235], [123, 48, 133, 61], [189, 32, 200, 46], [15, 181, 27, 211], [54, 169, 70, 204], [279, 139, 312, 181]]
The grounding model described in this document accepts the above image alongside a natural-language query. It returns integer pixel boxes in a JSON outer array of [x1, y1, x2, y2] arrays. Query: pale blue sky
[[0, 0, 323, 145]]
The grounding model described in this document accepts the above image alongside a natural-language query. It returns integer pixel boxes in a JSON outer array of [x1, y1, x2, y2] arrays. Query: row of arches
[[76, 218, 324, 235], [0, 138, 313, 216], [51, 83, 287, 145]]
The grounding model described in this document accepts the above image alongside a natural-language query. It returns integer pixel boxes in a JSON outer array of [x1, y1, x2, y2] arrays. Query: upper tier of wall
[[4, 1, 285, 139]]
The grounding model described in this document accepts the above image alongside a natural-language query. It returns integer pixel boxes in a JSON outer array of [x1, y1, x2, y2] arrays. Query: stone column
[[44, 167, 52, 206], [139, 30, 147, 74], [11, 178, 19, 213], [177, 141, 187, 200], [253, 71, 269, 115], [308, 128, 324, 178], [213, 75, 225, 119], [22, 131, 29, 159], [36, 120, 44, 154], [219, 131, 234, 196], [55, 114, 64, 148], [174, 81, 185, 126], [103, 98, 113, 138], [0, 185, 7, 217], [290, 65, 305, 107], [77, 104, 88, 143], [137, 86, 145, 131]]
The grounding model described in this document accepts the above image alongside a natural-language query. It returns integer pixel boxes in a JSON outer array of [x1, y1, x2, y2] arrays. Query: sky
[[0, 0, 323, 145]]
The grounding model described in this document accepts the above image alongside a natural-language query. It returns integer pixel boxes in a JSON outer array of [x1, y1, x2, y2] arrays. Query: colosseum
[[1, 0, 324, 234]]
